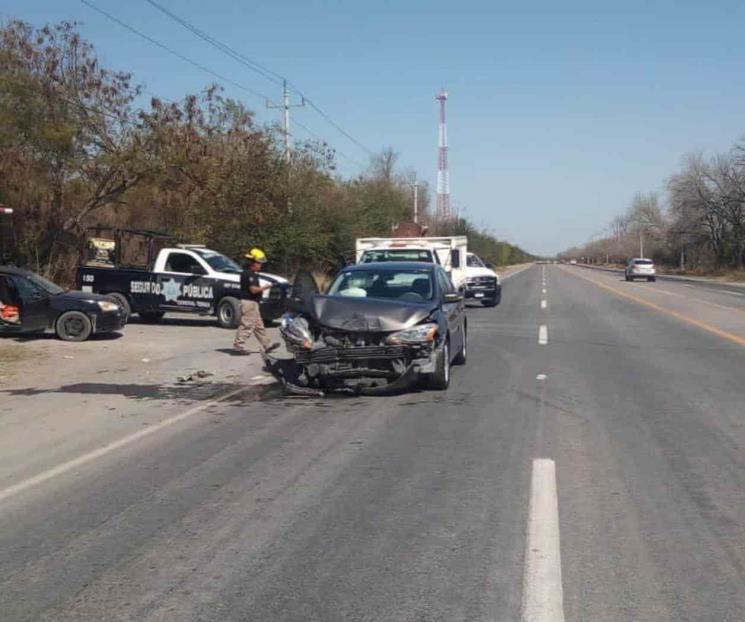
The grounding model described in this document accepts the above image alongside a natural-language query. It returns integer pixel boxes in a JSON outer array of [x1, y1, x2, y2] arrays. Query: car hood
[[309, 295, 434, 332], [466, 267, 498, 278], [50, 290, 114, 309]]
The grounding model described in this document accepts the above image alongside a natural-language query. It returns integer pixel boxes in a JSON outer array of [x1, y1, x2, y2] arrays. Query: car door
[[156, 251, 213, 312], [436, 267, 464, 356], [10, 274, 51, 331]]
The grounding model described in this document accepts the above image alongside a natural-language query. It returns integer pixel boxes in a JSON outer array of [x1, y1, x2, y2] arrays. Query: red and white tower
[[435, 89, 451, 220]]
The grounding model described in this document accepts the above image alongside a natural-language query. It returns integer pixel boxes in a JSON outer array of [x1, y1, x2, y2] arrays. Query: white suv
[[625, 258, 656, 282]]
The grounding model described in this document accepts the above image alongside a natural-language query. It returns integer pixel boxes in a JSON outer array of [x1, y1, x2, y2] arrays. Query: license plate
[[474, 292, 485, 298]]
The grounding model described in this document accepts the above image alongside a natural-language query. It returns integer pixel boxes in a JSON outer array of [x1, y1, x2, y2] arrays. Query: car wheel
[[139, 311, 165, 323], [648, 277, 656, 282], [428, 340, 451, 390], [217, 296, 241, 329], [55, 311, 93, 342], [453, 327, 467, 365], [107, 292, 131, 321]]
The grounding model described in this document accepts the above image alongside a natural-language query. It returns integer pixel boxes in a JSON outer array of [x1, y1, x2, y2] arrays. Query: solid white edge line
[[521, 458, 565, 622], [0, 386, 250, 504], [539, 325, 548, 344]]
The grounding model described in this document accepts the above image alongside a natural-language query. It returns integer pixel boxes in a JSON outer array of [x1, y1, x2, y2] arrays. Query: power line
[[80, 0, 368, 172], [138, 0, 375, 156], [80, 0, 270, 102], [293, 120, 367, 169], [142, 0, 285, 88]]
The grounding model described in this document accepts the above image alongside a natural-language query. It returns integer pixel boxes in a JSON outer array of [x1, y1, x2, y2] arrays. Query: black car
[[273, 261, 467, 394], [0, 266, 126, 341]]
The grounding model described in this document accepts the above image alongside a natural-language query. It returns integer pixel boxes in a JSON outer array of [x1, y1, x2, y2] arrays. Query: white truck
[[355, 236, 469, 288], [464, 252, 501, 306]]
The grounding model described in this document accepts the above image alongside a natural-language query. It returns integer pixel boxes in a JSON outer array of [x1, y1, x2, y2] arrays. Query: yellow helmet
[[244, 247, 267, 263]]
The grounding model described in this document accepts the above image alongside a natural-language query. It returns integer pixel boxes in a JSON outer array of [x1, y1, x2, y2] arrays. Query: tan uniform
[[234, 299, 272, 352]]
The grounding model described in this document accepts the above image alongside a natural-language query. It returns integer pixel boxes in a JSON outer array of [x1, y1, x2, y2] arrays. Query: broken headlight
[[385, 322, 438, 345], [280, 314, 314, 349]]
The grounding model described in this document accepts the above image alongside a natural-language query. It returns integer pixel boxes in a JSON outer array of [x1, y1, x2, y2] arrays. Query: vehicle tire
[[55, 311, 93, 342], [482, 296, 499, 307], [648, 277, 656, 282], [217, 296, 241, 329], [107, 292, 131, 321], [139, 311, 165, 323], [428, 339, 451, 390], [453, 327, 467, 365]]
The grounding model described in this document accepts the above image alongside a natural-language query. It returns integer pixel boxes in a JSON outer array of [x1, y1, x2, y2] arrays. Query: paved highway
[[2, 264, 745, 621]]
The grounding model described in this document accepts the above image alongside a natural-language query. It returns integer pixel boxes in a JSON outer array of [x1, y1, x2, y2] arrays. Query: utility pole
[[267, 80, 305, 219], [266, 79, 305, 164], [412, 177, 419, 224], [640, 232, 644, 258]]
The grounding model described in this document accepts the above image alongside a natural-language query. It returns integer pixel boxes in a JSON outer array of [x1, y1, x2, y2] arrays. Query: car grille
[[295, 345, 407, 364], [467, 276, 497, 286]]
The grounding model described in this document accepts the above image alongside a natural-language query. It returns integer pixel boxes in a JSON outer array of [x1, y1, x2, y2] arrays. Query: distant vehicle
[[275, 261, 467, 394], [355, 236, 468, 288], [76, 228, 288, 327], [625, 258, 656, 282], [569, 259, 578, 265], [0, 266, 125, 341], [464, 252, 501, 306]]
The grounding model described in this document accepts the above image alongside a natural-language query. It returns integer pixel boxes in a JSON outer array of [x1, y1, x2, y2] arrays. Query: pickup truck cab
[[76, 229, 288, 328], [1, 266, 126, 341], [464, 252, 501, 306], [355, 236, 468, 289]]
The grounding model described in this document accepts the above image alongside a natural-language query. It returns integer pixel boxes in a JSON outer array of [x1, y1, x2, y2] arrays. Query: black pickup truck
[[75, 228, 288, 327]]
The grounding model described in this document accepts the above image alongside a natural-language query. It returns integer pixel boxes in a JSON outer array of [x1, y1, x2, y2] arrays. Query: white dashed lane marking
[[522, 458, 565, 622], [539, 325, 548, 345]]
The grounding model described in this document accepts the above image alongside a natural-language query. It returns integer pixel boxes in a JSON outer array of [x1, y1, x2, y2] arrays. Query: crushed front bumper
[[269, 343, 437, 395]]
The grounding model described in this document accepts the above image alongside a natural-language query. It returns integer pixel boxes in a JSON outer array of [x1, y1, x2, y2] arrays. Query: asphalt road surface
[[2, 264, 745, 621]]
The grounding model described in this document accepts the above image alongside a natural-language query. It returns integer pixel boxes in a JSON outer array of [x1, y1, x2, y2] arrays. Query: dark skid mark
[[0, 381, 276, 404]]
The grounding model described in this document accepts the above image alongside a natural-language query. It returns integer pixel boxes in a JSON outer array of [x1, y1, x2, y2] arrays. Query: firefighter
[[233, 248, 279, 355]]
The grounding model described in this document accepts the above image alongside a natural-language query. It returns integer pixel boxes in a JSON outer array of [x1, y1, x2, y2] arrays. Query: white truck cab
[[464, 252, 501, 307], [355, 236, 468, 288]]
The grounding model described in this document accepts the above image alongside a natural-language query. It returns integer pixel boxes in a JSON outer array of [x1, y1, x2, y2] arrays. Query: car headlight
[[280, 314, 313, 349], [385, 322, 438, 345], [97, 301, 120, 312]]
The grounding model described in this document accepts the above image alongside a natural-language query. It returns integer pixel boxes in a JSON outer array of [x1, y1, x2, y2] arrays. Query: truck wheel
[[428, 340, 451, 390], [107, 293, 131, 321], [217, 297, 241, 329], [139, 311, 165, 323], [55, 311, 93, 342]]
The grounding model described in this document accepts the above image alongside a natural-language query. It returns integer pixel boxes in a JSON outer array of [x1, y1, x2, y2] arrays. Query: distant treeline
[[561, 142, 745, 272], [0, 19, 532, 281]]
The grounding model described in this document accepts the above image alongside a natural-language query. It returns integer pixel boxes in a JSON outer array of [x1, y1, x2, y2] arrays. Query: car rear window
[[634, 259, 653, 265]]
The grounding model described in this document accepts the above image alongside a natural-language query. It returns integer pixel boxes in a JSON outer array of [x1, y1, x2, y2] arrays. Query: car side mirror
[[443, 292, 462, 303]]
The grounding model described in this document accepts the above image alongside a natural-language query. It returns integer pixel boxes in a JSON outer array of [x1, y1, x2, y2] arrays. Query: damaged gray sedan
[[272, 262, 467, 395]]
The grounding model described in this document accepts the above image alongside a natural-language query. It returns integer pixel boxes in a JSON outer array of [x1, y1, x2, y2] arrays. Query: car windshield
[[467, 254, 485, 267], [327, 269, 434, 301], [197, 250, 242, 273], [26, 272, 65, 295], [360, 249, 433, 263]]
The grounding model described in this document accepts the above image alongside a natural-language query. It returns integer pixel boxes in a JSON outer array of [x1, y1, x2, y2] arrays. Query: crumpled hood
[[310, 295, 433, 332]]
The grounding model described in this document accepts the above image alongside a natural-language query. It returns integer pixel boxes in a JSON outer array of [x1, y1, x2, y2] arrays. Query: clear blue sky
[[4, 0, 745, 255]]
